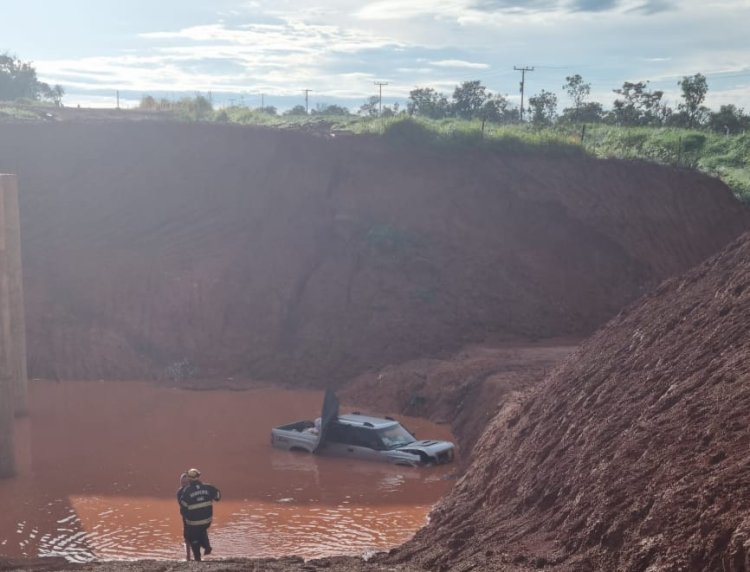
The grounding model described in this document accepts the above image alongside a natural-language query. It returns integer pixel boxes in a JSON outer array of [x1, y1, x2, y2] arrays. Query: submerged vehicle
[[270, 390, 455, 467]]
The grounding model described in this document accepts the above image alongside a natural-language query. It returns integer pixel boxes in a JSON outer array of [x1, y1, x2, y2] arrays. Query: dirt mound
[[394, 231, 750, 571], [340, 338, 578, 460], [0, 121, 747, 383]]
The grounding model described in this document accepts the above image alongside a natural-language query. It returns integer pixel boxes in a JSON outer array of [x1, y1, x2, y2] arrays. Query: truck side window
[[351, 427, 382, 450], [327, 422, 348, 443]]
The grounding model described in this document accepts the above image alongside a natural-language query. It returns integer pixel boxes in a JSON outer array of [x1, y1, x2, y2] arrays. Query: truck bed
[[271, 419, 319, 452]]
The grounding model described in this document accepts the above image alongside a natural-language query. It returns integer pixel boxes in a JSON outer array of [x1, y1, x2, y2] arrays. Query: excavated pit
[[0, 121, 747, 386], [1, 118, 749, 571]]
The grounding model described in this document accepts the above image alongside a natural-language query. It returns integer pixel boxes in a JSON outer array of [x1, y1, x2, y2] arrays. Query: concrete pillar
[[2, 175, 28, 415], [0, 174, 25, 478], [0, 175, 15, 477]]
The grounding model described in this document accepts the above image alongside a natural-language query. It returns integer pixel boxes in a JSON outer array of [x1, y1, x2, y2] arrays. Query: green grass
[[581, 125, 750, 202], [350, 116, 584, 159], [0, 102, 52, 120], [2, 100, 748, 203]]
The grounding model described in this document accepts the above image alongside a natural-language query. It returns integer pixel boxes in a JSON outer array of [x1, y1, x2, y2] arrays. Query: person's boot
[[191, 541, 202, 561]]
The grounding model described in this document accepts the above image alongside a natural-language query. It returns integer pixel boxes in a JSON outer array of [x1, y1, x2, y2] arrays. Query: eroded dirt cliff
[[0, 121, 747, 385], [393, 231, 750, 571]]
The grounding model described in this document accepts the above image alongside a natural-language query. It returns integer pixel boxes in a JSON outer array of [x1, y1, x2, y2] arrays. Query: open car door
[[313, 388, 339, 453]]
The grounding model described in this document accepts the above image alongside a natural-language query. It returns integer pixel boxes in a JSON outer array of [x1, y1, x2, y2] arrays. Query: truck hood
[[397, 439, 454, 456]]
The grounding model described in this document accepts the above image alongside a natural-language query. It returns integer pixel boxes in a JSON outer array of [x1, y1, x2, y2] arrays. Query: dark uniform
[[178, 479, 221, 560]]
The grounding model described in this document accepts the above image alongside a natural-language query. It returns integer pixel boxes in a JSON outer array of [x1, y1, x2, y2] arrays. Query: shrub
[[383, 118, 436, 147]]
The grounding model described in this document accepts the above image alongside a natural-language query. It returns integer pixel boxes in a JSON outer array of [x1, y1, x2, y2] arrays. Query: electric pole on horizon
[[374, 81, 388, 116], [514, 66, 534, 121], [303, 89, 312, 114]]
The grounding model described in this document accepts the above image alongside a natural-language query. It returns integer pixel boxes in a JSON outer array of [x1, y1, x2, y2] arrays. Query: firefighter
[[177, 467, 221, 561]]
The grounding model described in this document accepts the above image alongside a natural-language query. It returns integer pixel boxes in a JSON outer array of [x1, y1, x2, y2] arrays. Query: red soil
[[341, 338, 579, 460], [1, 118, 750, 571], [0, 121, 747, 387], [393, 231, 750, 571]]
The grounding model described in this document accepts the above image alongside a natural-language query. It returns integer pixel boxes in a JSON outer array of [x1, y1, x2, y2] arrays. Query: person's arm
[[178, 488, 190, 516]]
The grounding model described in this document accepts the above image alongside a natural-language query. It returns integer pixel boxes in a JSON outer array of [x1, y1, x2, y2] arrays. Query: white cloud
[[21, 0, 750, 110], [355, 0, 468, 20], [430, 59, 490, 69]]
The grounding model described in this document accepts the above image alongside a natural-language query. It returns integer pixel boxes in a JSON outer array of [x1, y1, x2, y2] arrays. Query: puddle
[[0, 381, 456, 562]]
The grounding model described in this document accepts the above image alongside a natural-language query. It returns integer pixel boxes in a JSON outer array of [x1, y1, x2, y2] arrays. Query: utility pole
[[374, 81, 388, 116], [514, 66, 534, 121], [303, 89, 312, 114], [261, 93, 264, 109]]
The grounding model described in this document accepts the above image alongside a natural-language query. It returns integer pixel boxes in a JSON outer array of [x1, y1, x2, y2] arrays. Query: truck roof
[[337, 413, 399, 430]]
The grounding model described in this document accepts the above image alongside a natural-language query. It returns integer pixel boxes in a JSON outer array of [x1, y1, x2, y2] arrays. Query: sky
[[2, 0, 749, 112]]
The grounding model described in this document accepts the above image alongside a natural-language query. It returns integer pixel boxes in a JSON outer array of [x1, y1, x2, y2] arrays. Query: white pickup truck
[[270, 390, 455, 467]]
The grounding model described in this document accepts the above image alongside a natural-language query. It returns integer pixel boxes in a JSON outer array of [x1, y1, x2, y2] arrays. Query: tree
[[39, 83, 65, 107], [0, 53, 63, 104], [312, 103, 350, 116], [610, 81, 670, 126], [708, 104, 750, 134], [477, 94, 516, 133], [677, 73, 709, 128], [139, 95, 158, 110], [284, 104, 308, 116], [528, 90, 558, 126], [564, 75, 590, 110], [191, 94, 213, 120], [358, 95, 380, 117], [562, 102, 604, 123], [407, 87, 450, 119], [561, 74, 602, 123], [258, 105, 277, 116], [452, 80, 489, 120]]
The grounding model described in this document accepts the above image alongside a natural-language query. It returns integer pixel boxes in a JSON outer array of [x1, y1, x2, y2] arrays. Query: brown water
[[0, 381, 456, 562]]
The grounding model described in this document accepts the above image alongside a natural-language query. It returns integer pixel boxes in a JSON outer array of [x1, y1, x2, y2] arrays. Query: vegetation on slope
[[136, 95, 750, 202]]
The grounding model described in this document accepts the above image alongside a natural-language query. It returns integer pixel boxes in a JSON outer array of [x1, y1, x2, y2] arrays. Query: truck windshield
[[377, 424, 416, 449]]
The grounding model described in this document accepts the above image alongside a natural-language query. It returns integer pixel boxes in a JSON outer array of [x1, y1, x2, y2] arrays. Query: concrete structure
[[0, 174, 27, 478]]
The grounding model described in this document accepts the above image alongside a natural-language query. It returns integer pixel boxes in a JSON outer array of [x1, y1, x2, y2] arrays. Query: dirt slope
[[394, 231, 750, 571], [0, 121, 747, 383]]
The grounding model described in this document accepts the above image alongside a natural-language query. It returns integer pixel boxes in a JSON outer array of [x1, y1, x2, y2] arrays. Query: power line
[[514, 66, 534, 121], [374, 81, 388, 116]]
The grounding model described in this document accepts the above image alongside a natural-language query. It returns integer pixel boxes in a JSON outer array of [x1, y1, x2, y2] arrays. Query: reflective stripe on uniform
[[185, 517, 213, 526], [185, 501, 213, 510]]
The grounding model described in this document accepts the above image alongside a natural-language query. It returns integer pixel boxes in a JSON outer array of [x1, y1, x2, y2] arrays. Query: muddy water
[[0, 381, 456, 562]]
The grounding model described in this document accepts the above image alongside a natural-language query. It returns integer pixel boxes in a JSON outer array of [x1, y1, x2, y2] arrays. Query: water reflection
[[0, 381, 456, 561]]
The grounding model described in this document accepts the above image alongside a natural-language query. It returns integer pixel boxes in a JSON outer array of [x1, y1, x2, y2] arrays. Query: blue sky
[[2, 0, 749, 112]]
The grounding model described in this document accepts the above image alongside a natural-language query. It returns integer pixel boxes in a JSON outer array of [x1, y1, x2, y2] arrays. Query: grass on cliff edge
[[580, 124, 750, 203], [2, 101, 748, 203], [361, 118, 750, 202]]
